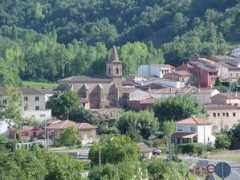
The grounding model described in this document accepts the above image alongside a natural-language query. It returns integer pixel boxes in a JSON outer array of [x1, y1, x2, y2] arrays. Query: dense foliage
[[0, 147, 84, 180], [153, 95, 205, 122], [1, 0, 240, 84], [215, 133, 231, 149], [58, 126, 81, 147], [46, 91, 80, 119], [147, 159, 192, 180], [117, 111, 159, 140], [89, 135, 140, 165]]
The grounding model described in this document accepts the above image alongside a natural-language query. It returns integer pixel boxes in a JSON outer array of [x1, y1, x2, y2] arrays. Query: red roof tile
[[176, 117, 210, 125], [78, 123, 96, 130], [47, 120, 77, 130]]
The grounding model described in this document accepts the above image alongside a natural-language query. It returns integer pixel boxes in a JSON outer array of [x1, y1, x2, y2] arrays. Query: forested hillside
[[0, 0, 240, 84]]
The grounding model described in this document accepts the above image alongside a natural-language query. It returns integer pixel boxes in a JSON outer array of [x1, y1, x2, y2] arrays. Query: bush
[[58, 126, 81, 147], [215, 134, 231, 149], [177, 143, 208, 155]]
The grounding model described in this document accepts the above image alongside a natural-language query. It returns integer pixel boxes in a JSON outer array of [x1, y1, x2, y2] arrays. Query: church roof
[[109, 46, 121, 63], [58, 76, 112, 84]]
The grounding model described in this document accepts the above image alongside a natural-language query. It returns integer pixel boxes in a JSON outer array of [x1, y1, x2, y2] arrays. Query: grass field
[[22, 81, 58, 89], [206, 150, 240, 162]]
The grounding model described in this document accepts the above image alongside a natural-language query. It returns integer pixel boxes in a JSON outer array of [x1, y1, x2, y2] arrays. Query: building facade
[[206, 104, 240, 133], [0, 87, 53, 121], [58, 47, 123, 109], [172, 117, 215, 145], [138, 64, 175, 78]]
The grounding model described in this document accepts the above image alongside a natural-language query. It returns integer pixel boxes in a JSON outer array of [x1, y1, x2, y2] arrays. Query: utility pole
[[98, 145, 102, 167]]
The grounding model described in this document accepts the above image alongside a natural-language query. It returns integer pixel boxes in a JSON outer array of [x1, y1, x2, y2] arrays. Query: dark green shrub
[[177, 143, 208, 155]]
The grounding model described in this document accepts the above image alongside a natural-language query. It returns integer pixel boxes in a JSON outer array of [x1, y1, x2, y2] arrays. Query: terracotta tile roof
[[47, 120, 77, 130], [47, 120, 96, 130], [205, 104, 240, 110], [78, 123, 96, 130], [172, 132, 197, 139], [176, 117, 210, 125], [148, 64, 175, 69], [20, 88, 54, 95], [58, 76, 112, 84], [0, 86, 54, 96]]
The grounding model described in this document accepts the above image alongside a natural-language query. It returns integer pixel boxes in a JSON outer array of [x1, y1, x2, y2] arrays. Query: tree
[[153, 95, 205, 122], [147, 159, 191, 180], [0, 86, 22, 128], [118, 111, 159, 140], [89, 135, 140, 165], [89, 161, 148, 180], [46, 91, 80, 119], [162, 121, 176, 160], [215, 133, 231, 149], [229, 123, 240, 149], [58, 126, 80, 147], [69, 106, 98, 124], [0, 147, 85, 180]]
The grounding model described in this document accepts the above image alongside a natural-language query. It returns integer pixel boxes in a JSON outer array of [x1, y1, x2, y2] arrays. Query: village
[[1, 47, 240, 150], [1, 46, 240, 179]]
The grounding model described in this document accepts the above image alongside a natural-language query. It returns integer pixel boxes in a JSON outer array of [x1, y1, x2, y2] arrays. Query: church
[[58, 47, 123, 109]]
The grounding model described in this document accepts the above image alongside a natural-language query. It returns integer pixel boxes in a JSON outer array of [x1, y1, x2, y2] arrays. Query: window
[[108, 68, 111, 74], [223, 112, 225, 116], [3, 99, 7, 105], [235, 103, 238, 107], [177, 128, 183, 132], [35, 96, 39, 101], [226, 112, 229, 117], [35, 106, 40, 110], [24, 96, 28, 101], [217, 113, 220, 117], [212, 125, 218, 133], [224, 125, 229, 130], [24, 106, 28, 111], [116, 67, 119, 74], [213, 112, 216, 117], [233, 112, 236, 117], [190, 127, 196, 132]]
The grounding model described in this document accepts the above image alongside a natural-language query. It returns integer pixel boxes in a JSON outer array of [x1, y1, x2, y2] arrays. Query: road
[[181, 155, 240, 180]]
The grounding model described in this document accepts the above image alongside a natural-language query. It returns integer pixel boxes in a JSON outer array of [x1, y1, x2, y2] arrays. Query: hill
[[0, 0, 240, 83]]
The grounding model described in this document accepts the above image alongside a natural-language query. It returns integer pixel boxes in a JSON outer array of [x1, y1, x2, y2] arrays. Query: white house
[[172, 117, 215, 145], [138, 64, 175, 78], [0, 87, 54, 122], [20, 88, 54, 121]]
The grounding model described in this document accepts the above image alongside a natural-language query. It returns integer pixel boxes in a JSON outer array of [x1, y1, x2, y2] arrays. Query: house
[[0, 120, 10, 135], [211, 92, 240, 107], [205, 104, 240, 133], [164, 70, 192, 83], [47, 120, 96, 145], [0, 87, 53, 121], [137, 143, 153, 159], [57, 47, 122, 109], [18, 126, 43, 141], [20, 88, 53, 121], [172, 117, 215, 145], [190, 88, 220, 105], [138, 64, 175, 78], [188, 58, 218, 87]]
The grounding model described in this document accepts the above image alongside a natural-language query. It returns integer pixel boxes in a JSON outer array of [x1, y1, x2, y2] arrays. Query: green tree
[[89, 135, 140, 165], [0, 86, 22, 128], [118, 111, 159, 140], [215, 133, 231, 149], [147, 159, 191, 180], [58, 126, 80, 147], [46, 91, 80, 119], [153, 95, 205, 122]]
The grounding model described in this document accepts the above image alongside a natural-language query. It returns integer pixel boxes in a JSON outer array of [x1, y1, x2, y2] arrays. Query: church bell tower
[[106, 46, 123, 84]]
